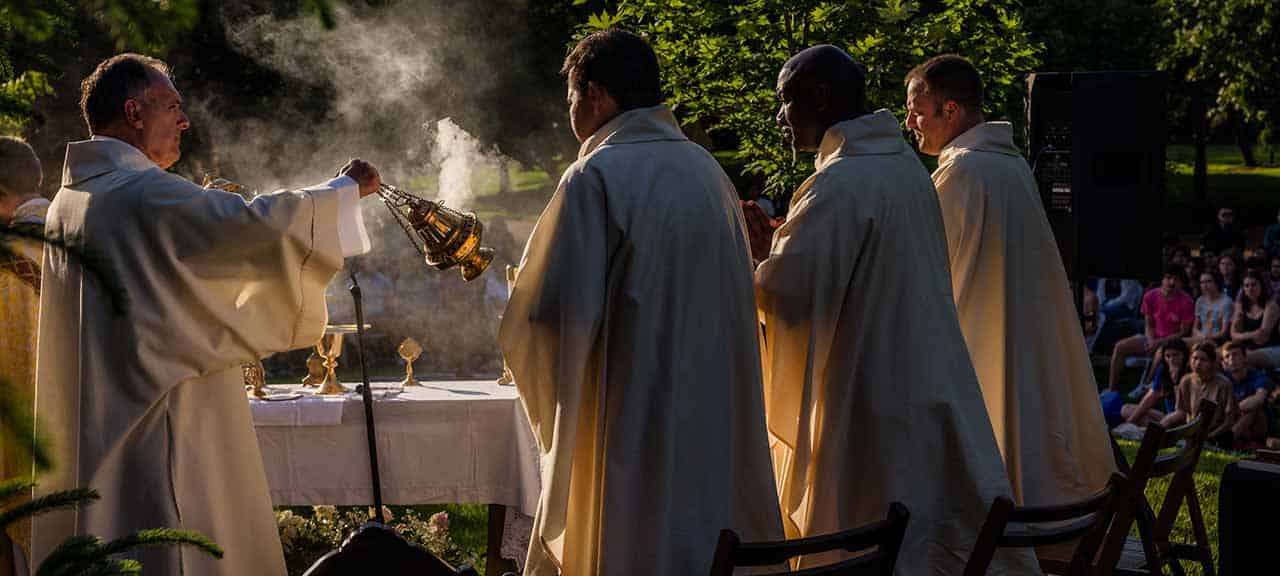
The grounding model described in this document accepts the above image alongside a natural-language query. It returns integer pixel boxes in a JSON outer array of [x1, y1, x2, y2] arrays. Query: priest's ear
[[586, 81, 619, 117], [123, 97, 146, 129], [941, 99, 962, 122]]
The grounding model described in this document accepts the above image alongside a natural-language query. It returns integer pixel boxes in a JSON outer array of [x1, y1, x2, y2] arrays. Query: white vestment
[[500, 106, 783, 576], [933, 121, 1114, 506], [33, 138, 367, 575], [756, 111, 1038, 575]]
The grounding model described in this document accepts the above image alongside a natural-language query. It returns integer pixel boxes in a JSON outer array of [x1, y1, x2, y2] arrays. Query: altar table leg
[[486, 503, 508, 575]]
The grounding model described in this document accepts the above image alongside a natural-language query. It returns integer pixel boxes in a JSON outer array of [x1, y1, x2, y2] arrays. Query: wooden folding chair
[[962, 473, 1128, 576], [708, 503, 909, 576], [1040, 400, 1219, 576]]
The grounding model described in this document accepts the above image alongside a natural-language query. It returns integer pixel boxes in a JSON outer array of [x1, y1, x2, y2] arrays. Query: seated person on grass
[[1108, 265, 1194, 392], [1186, 271, 1232, 346], [1220, 340, 1273, 444], [1120, 339, 1189, 427], [1229, 271, 1280, 370], [1163, 341, 1238, 449]]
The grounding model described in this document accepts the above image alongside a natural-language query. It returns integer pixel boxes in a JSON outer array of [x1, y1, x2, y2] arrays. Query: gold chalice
[[313, 324, 365, 395], [315, 332, 347, 395], [398, 337, 423, 387]]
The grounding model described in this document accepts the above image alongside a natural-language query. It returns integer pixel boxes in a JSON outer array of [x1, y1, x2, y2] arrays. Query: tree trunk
[[498, 156, 511, 195], [1234, 112, 1259, 167]]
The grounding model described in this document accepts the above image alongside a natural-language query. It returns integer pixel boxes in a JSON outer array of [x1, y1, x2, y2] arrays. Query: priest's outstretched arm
[[127, 160, 379, 372]]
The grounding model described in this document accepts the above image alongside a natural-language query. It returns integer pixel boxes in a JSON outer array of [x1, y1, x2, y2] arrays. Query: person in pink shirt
[[1108, 265, 1195, 391]]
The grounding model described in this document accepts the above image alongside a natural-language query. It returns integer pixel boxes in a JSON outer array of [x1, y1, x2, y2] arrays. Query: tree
[[1021, 0, 1164, 72], [0, 0, 206, 132], [578, 0, 1041, 201], [1159, 0, 1280, 204]]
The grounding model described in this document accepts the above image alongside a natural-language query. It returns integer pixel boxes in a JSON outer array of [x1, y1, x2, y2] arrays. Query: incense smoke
[[198, 3, 557, 377]]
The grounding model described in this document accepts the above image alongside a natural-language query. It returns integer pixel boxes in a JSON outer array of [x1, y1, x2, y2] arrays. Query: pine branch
[[0, 375, 53, 472], [80, 558, 141, 576], [35, 534, 101, 576], [0, 477, 36, 506], [0, 488, 99, 530], [99, 528, 223, 560], [36, 528, 222, 576]]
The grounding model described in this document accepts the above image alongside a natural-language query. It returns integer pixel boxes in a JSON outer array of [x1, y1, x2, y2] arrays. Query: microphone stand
[[349, 271, 385, 523]]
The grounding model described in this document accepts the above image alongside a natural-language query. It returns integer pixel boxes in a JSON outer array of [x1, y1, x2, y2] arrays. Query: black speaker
[[1219, 460, 1280, 574], [1026, 71, 1166, 282]]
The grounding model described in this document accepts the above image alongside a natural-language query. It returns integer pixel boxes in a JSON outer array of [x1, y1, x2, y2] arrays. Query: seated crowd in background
[[1091, 204, 1280, 450]]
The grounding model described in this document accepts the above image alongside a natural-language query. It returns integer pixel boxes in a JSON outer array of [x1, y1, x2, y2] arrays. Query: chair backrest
[[1096, 400, 1219, 574], [962, 473, 1129, 576], [709, 503, 909, 576]]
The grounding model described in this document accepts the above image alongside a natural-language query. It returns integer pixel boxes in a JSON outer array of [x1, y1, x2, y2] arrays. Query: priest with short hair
[[33, 53, 377, 575], [905, 54, 1114, 507]]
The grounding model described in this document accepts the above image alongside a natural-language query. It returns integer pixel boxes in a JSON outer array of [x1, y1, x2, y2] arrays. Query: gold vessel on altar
[[377, 183, 494, 281]]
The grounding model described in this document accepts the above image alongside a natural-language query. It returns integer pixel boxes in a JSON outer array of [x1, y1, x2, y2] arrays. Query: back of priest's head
[[561, 29, 662, 112]]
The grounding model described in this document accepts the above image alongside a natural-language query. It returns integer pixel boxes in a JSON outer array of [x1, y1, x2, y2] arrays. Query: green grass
[[1115, 439, 1241, 575], [1165, 144, 1280, 231], [414, 503, 489, 569]]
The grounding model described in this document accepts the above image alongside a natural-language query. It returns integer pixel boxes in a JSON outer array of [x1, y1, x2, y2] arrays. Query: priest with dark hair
[[500, 29, 782, 576]]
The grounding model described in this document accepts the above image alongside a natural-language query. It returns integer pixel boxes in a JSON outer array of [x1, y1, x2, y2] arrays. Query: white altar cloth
[[250, 381, 540, 516]]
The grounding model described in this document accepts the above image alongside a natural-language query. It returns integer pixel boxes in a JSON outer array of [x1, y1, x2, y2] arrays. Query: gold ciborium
[[243, 360, 267, 399], [398, 337, 423, 387], [301, 352, 326, 387], [376, 183, 495, 281]]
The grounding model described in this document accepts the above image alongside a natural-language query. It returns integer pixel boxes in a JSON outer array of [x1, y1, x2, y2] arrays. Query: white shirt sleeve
[[327, 175, 372, 257]]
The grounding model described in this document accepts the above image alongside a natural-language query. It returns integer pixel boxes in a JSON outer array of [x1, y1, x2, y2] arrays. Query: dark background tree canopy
[[2, 0, 1277, 212]]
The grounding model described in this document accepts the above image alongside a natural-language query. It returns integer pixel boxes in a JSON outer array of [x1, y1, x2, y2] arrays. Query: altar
[[249, 380, 538, 571]]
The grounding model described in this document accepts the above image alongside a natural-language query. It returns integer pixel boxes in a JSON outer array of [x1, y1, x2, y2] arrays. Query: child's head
[[1162, 338, 1189, 373], [1221, 341, 1248, 374], [1190, 341, 1218, 377]]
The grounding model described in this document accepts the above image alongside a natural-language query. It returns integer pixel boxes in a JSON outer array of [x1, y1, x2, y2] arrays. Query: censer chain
[[376, 184, 427, 260]]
